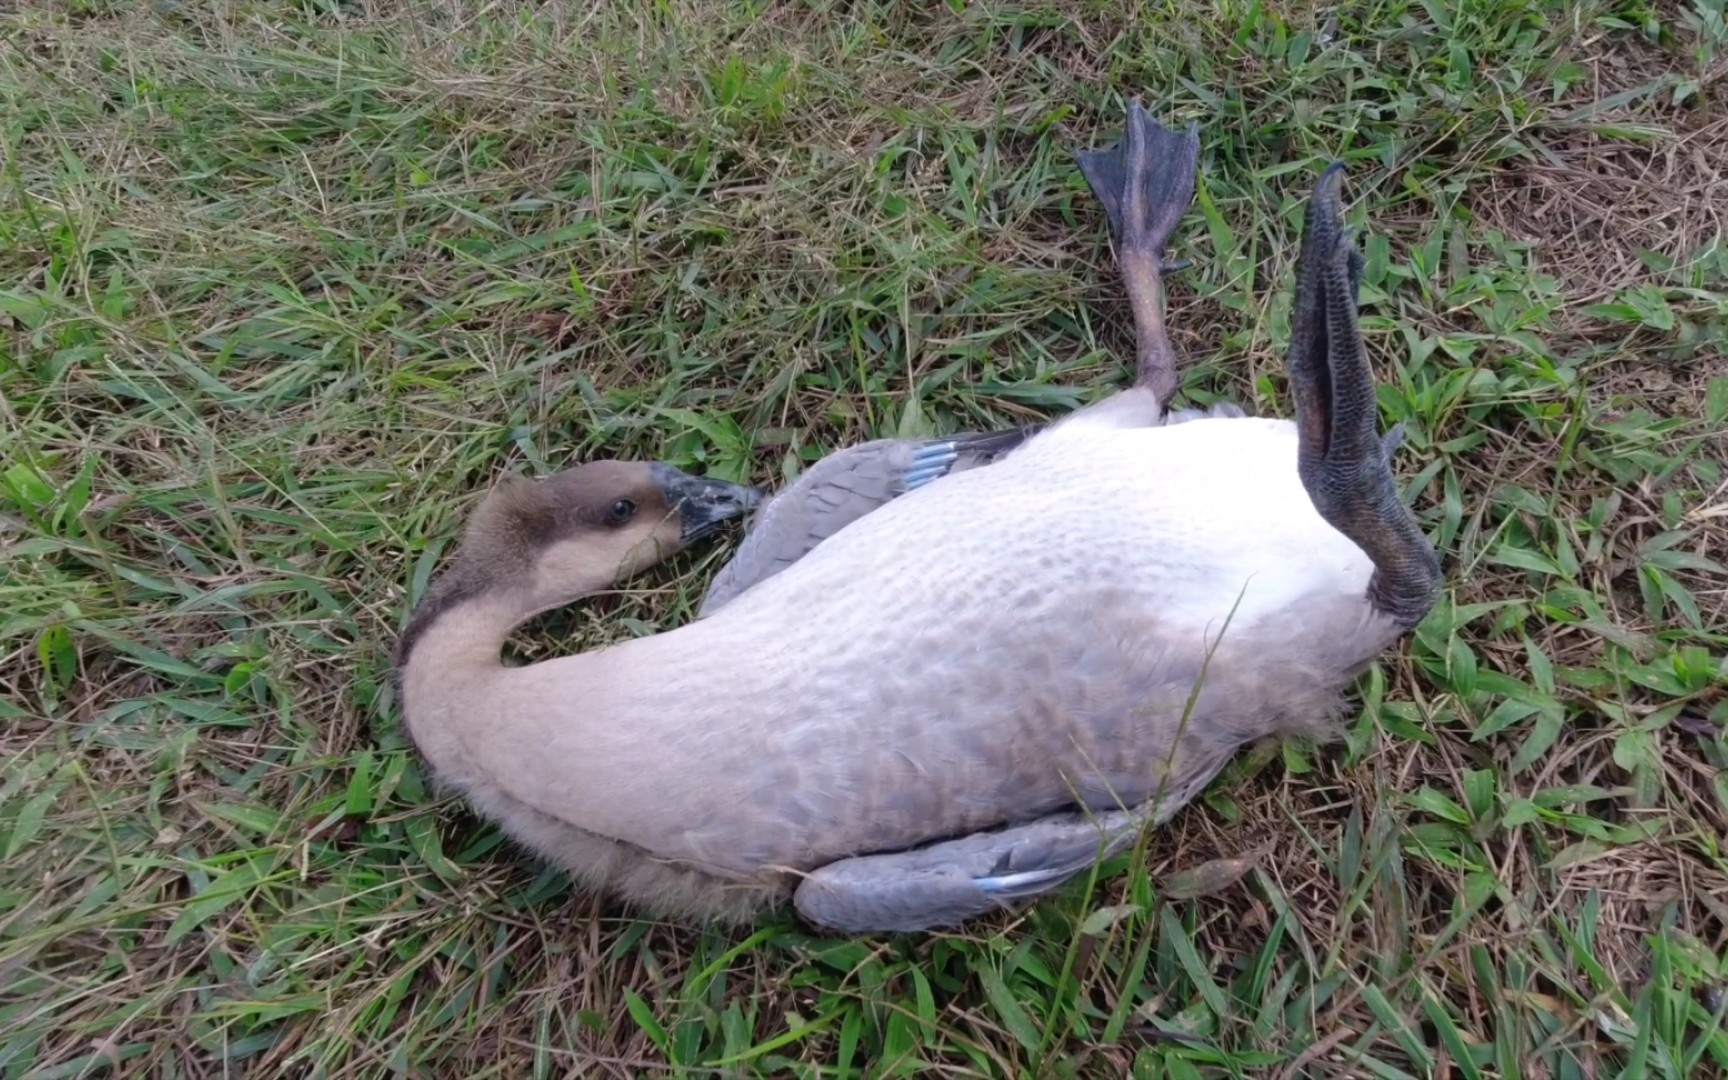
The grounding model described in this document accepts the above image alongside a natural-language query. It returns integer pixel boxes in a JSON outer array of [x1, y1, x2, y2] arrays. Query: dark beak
[[651, 464, 763, 542]]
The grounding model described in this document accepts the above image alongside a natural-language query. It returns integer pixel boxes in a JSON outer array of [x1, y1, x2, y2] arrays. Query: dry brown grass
[[1475, 16, 1728, 304]]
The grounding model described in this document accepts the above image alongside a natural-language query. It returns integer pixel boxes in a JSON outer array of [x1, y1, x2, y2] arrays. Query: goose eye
[[606, 499, 637, 525]]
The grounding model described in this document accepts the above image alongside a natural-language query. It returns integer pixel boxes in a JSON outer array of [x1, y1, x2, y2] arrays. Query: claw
[[1381, 422, 1407, 463]]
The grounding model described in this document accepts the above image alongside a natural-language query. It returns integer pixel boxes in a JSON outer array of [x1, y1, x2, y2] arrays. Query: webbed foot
[[1075, 99, 1202, 405], [1286, 165, 1441, 629]]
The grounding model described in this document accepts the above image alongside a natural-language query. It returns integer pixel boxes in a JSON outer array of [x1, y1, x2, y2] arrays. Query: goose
[[391, 100, 1443, 934]]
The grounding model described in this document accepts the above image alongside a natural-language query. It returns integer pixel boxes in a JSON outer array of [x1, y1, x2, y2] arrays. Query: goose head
[[473, 461, 758, 589], [392, 461, 761, 674]]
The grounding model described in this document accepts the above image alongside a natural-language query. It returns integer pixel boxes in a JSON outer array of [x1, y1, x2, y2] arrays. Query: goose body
[[395, 101, 1442, 933], [409, 402, 1383, 872]]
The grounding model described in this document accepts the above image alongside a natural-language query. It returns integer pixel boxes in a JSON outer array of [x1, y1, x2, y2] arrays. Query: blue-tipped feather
[[901, 443, 960, 490]]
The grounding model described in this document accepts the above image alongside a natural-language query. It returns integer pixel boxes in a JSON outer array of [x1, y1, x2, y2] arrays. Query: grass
[[3, 0, 1727, 1075]]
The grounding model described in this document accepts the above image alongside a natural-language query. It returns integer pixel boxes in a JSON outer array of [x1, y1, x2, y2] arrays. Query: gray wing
[[789, 742, 1235, 934], [790, 802, 1150, 933], [698, 427, 1036, 617]]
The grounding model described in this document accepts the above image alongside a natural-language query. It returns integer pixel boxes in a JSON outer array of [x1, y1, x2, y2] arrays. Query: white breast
[[734, 412, 1375, 638]]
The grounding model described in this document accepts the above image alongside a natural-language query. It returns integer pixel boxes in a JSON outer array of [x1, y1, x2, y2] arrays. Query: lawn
[[3, 0, 1727, 1076]]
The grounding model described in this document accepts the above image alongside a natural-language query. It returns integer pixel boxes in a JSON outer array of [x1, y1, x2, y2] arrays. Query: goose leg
[[1287, 166, 1441, 630], [1075, 99, 1202, 406], [791, 757, 1231, 934]]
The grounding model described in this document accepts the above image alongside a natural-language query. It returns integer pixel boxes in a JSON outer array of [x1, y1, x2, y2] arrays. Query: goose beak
[[651, 464, 763, 542]]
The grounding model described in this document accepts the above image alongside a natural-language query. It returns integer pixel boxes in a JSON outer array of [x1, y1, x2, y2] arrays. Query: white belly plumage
[[739, 413, 1376, 633]]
